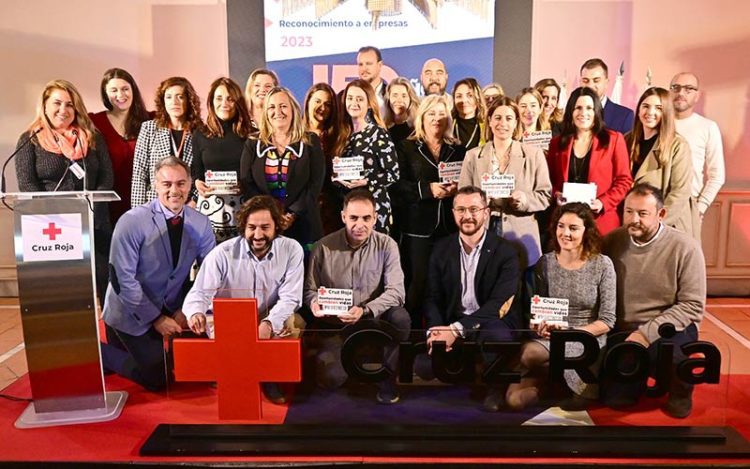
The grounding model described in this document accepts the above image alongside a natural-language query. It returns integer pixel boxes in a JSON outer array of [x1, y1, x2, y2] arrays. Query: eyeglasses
[[452, 206, 487, 215], [670, 84, 698, 94]]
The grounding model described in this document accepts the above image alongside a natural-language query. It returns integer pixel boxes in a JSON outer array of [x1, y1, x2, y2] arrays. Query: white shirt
[[182, 235, 304, 334], [674, 112, 726, 213]]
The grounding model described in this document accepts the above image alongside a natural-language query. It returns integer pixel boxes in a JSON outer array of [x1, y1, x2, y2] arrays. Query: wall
[[531, 0, 750, 190], [0, 0, 229, 295]]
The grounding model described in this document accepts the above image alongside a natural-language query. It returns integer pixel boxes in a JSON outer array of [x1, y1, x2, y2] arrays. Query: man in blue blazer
[[423, 186, 521, 411], [102, 156, 215, 391], [580, 58, 634, 134]]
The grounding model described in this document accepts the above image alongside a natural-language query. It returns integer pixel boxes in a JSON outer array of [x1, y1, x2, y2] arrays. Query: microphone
[[1, 127, 43, 195]]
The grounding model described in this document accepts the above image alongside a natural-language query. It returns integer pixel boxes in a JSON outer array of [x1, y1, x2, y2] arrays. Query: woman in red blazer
[[546, 87, 632, 235]]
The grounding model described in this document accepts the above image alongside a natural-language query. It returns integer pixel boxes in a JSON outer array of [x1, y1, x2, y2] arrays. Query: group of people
[[14, 48, 724, 418]]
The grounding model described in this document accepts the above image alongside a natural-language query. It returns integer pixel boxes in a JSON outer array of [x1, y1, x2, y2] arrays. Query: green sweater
[[603, 224, 706, 343]]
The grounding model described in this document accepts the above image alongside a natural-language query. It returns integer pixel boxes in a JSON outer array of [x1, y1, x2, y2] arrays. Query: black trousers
[[602, 324, 698, 405], [402, 232, 449, 329], [101, 324, 169, 391], [307, 306, 411, 390]]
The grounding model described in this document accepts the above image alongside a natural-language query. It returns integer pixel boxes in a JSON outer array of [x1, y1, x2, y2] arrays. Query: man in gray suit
[[101, 156, 215, 391]]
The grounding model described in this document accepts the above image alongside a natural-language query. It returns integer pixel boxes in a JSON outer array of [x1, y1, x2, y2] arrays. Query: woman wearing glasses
[[459, 97, 551, 268], [626, 87, 694, 238]]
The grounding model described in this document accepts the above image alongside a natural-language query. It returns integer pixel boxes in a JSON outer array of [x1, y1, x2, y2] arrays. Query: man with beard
[[304, 189, 410, 404], [102, 157, 216, 391], [423, 186, 521, 411], [357, 46, 387, 117], [670, 72, 725, 241], [603, 183, 706, 418], [420, 58, 452, 109], [183, 195, 305, 404]]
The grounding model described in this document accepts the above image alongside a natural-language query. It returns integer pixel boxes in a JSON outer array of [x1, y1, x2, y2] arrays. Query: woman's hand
[[590, 198, 603, 213], [509, 190, 528, 210]]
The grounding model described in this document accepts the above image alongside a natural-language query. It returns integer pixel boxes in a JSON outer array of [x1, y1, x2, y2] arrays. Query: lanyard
[[170, 128, 187, 159]]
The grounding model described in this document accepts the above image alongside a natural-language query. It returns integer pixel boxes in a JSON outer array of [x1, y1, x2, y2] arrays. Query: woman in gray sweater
[[505, 202, 616, 410]]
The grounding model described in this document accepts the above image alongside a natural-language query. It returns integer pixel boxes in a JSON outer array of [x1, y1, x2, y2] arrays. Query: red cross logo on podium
[[42, 222, 62, 240], [172, 298, 301, 420]]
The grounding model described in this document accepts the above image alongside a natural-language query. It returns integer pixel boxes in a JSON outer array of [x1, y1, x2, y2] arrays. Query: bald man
[[669, 72, 725, 240]]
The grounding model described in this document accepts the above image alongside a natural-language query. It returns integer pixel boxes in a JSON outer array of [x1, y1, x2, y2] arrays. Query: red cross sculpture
[[172, 298, 301, 420], [43, 222, 62, 240]]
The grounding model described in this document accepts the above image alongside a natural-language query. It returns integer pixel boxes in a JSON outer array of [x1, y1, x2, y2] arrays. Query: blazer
[[102, 199, 216, 336], [240, 133, 325, 243], [393, 139, 465, 237], [424, 232, 520, 331], [459, 140, 551, 266], [627, 133, 695, 237], [131, 119, 195, 207], [603, 99, 635, 135], [547, 130, 633, 235]]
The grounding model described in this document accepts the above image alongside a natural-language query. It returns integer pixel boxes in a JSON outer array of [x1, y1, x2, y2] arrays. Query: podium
[[3, 190, 127, 428]]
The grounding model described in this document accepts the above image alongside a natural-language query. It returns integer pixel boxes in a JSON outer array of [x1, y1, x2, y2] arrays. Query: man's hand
[[310, 300, 325, 318], [258, 320, 273, 340], [426, 326, 457, 354], [173, 309, 188, 329], [339, 305, 364, 324], [625, 330, 650, 347], [154, 315, 182, 337], [188, 313, 206, 334]]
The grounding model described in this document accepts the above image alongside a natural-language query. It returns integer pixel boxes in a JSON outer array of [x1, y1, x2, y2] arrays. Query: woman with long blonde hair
[[240, 87, 325, 250], [625, 87, 694, 237], [16, 79, 113, 300]]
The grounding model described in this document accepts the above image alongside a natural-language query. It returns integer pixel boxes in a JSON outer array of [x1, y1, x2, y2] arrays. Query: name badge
[[69, 162, 85, 180]]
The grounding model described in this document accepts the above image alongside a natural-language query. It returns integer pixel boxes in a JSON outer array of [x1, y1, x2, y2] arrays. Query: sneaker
[[261, 383, 286, 405], [376, 380, 400, 405]]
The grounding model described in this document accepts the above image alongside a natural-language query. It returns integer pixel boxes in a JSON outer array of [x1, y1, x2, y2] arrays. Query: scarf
[[37, 126, 89, 161]]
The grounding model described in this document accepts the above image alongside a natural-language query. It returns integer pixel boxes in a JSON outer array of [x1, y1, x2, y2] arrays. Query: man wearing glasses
[[423, 185, 521, 411], [670, 73, 725, 240]]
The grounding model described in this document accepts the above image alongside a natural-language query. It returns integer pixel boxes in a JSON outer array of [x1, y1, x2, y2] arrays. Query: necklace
[[493, 142, 512, 174]]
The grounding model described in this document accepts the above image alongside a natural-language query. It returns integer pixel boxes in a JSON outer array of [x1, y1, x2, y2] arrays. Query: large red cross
[[172, 298, 301, 420], [43, 222, 62, 240]]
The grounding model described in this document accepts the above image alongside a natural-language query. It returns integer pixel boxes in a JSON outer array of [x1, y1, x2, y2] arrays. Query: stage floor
[[1, 298, 750, 465]]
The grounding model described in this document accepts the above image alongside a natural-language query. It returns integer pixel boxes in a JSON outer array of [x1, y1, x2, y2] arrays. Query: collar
[[630, 222, 664, 247], [158, 201, 185, 220], [257, 139, 304, 159], [246, 235, 278, 261], [459, 229, 487, 256], [342, 228, 372, 250], [601, 96, 609, 108]]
